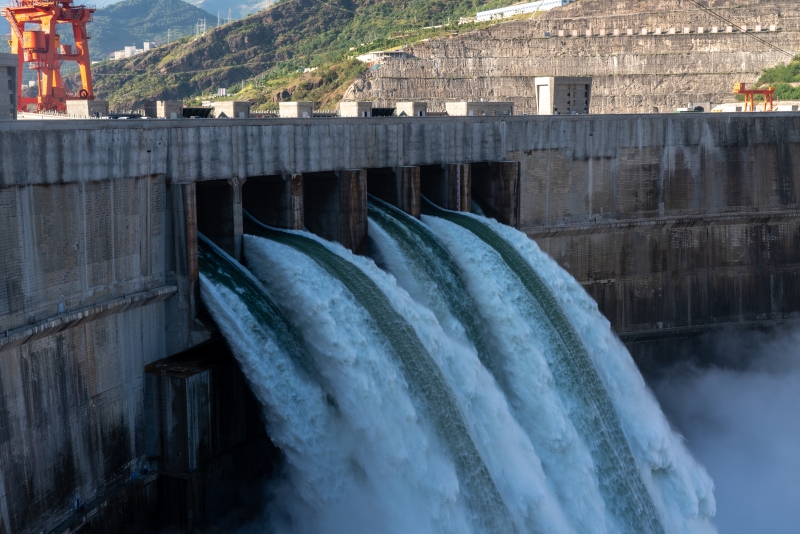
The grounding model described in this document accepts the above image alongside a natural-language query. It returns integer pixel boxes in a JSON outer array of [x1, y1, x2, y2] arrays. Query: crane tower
[[2, 0, 95, 112]]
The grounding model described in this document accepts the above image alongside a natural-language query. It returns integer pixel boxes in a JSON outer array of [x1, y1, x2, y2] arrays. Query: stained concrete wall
[[0, 174, 208, 534], [507, 114, 800, 367], [0, 55, 16, 121], [2, 113, 800, 530], [0, 310, 167, 533]]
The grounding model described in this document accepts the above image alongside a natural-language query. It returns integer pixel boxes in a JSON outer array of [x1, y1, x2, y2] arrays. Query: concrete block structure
[[143, 100, 183, 119], [0, 53, 17, 120], [396, 101, 427, 117], [339, 101, 372, 117], [279, 101, 313, 118], [445, 101, 513, 116], [214, 100, 251, 118], [535, 76, 592, 115], [3, 113, 800, 531], [65, 99, 109, 118]]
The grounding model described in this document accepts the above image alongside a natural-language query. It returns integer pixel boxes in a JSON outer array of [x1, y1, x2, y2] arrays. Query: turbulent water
[[197, 200, 717, 534]]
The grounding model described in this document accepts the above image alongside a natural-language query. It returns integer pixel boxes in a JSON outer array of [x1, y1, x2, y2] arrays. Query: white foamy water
[[423, 212, 716, 534], [369, 210, 614, 534], [244, 232, 574, 534], [199, 272, 361, 532], [199, 202, 718, 534]]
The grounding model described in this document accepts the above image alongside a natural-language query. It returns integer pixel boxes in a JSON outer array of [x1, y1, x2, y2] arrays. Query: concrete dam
[[1, 113, 798, 532]]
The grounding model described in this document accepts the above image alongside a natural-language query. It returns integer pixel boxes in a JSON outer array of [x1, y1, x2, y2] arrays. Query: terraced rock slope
[[345, 0, 800, 113]]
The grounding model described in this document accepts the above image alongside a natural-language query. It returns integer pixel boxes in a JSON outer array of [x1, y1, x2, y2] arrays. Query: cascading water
[[197, 198, 717, 534], [418, 199, 716, 534], [243, 214, 578, 534], [368, 198, 614, 534], [198, 236, 361, 530]]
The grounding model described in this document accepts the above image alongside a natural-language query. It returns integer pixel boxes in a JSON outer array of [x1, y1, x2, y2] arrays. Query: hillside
[[100, 0, 272, 21], [756, 55, 800, 99], [91, 0, 217, 58], [1, 0, 214, 59], [184, 0, 266, 20], [345, 0, 800, 113], [91, 0, 508, 109]]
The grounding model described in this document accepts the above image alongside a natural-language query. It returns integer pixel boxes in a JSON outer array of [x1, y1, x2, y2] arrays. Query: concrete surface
[[2, 112, 800, 532]]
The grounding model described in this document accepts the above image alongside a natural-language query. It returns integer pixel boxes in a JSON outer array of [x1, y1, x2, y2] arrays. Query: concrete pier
[[421, 163, 472, 212], [303, 169, 368, 252], [196, 178, 244, 260], [2, 113, 800, 532], [472, 160, 520, 227], [367, 166, 421, 217], [243, 174, 304, 230]]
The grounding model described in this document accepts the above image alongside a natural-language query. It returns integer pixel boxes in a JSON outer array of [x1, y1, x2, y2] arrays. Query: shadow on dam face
[[196, 180, 238, 258], [144, 337, 282, 532]]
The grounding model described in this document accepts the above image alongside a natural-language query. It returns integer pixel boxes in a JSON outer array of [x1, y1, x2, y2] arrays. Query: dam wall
[[1, 112, 799, 531], [507, 114, 800, 363]]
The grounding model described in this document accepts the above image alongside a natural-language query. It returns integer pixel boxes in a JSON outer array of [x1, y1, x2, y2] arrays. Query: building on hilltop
[[356, 50, 412, 63], [111, 42, 157, 60], [476, 0, 575, 22]]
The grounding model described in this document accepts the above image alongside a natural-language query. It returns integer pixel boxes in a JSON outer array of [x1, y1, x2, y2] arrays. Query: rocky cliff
[[344, 0, 800, 113]]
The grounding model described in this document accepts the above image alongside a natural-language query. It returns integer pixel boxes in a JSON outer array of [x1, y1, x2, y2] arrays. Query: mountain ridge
[[91, 0, 217, 58], [90, 0, 502, 108]]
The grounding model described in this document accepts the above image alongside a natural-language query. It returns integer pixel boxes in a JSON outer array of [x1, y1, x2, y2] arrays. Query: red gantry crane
[[2, 0, 95, 112], [733, 82, 775, 112]]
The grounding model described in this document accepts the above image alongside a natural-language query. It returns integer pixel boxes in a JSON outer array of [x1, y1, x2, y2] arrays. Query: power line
[[683, 0, 796, 59]]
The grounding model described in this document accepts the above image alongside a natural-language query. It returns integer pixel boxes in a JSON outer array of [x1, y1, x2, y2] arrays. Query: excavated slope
[[344, 0, 800, 113]]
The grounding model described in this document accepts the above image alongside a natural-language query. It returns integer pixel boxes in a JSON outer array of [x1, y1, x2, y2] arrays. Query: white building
[[111, 43, 152, 60], [535, 76, 592, 115], [476, 0, 574, 22], [355, 50, 411, 63]]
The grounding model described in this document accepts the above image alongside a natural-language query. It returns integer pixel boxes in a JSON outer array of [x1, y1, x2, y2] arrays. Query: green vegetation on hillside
[[188, 58, 368, 110], [91, 0, 523, 109], [91, 0, 216, 58], [755, 55, 800, 100]]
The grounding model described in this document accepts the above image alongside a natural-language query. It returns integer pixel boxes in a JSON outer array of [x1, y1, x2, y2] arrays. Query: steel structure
[[2, 0, 95, 112], [733, 82, 775, 112]]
